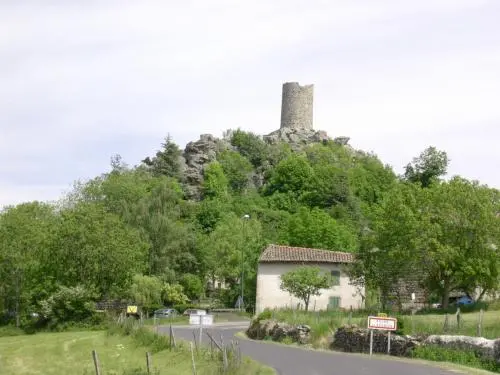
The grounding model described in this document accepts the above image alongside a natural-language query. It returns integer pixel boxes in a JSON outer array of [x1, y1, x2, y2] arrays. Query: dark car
[[153, 308, 178, 318]]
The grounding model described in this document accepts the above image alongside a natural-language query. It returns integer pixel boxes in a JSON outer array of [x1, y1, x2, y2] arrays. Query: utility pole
[[240, 214, 250, 311]]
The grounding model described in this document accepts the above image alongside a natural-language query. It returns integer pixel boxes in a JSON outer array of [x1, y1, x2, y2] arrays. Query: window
[[328, 296, 341, 310], [330, 270, 340, 286]]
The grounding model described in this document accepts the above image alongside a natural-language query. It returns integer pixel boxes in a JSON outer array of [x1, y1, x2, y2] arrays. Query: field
[[0, 330, 272, 375], [263, 308, 500, 344]]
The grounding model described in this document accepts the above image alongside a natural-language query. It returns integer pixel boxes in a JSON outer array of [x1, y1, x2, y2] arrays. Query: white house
[[255, 244, 364, 313]]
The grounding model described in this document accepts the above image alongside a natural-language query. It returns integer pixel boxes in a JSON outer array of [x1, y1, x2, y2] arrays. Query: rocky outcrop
[[263, 127, 330, 150], [181, 134, 229, 199], [246, 319, 311, 344], [331, 325, 420, 357], [424, 335, 500, 363], [333, 136, 350, 146]]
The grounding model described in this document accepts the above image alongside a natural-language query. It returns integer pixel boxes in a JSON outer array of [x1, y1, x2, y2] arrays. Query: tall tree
[[0, 202, 57, 326], [48, 202, 148, 298], [404, 146, 449, 188], [142, 134, 183, 178]]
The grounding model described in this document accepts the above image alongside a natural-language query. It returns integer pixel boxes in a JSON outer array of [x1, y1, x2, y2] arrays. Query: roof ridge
[[259, 244, 355, 264]]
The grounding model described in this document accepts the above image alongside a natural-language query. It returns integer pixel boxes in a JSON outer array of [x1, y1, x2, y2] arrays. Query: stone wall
[[246, 319, 311, 344], [331, 325, 419, 356], [280, 82, 314, 131], [332, 325, 500, 363]]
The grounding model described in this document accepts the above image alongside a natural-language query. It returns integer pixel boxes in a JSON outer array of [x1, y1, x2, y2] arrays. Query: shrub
[[37, 285, 97, 329], [255, 309, 272, 322]]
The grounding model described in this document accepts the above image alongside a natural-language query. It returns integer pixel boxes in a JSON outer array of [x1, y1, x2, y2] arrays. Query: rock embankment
[[331, 325, 419, 356], [246, 319, 311, 344]]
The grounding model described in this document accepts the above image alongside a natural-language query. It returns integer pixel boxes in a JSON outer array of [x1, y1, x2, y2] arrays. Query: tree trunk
[[15, 271, 20, 328], [304, 296, 309, 312], [477, 288, 488, 302], [441, 279, 450, 309]]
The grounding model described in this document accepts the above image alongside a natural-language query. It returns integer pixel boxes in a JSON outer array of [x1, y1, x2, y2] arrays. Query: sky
[[1, 0, 499, 208]]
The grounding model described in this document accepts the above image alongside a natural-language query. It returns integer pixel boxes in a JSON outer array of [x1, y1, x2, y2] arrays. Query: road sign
[[367, 316, 397, 331], [189, 314, 214, 326]]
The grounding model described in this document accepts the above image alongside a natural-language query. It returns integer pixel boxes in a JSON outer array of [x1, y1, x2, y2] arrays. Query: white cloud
[[1, 0, 499, 208]]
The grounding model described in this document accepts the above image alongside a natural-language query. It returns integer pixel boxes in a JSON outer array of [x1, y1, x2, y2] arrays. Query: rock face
[[424, 335, 500, 363], [246, 319, 311, 344], [331, 325, 419, 357], [181, 134, 228, 199], [263, 127, 330, 150]]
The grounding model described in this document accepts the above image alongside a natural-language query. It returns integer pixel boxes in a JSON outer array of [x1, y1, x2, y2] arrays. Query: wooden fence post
[[477, 308, 484, 337], [190, 342, 197, 375], [443, 313, 449, 332], [92, 350, 101, 375], [146, 352, 152, 374], [456, 307, 461, 330]]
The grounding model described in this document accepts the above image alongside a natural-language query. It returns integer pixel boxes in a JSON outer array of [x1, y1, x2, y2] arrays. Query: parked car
[[153, 308, 178, 318], [183, 308, 207, 316], [456, 296, 474, 306]]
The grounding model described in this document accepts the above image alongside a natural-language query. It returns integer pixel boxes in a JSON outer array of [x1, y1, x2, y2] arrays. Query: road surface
[[158, 322, 457, 375]]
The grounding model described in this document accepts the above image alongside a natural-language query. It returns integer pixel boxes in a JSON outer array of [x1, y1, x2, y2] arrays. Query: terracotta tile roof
[[259, 244, 355, 264]]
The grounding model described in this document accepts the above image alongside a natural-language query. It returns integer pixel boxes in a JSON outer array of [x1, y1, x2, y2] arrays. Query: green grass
[[411, 345, 500, 373], [0, 329, 274, 375]]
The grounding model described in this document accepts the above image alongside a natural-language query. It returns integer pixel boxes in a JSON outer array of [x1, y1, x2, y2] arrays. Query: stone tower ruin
[[280, 82, 314, 131]]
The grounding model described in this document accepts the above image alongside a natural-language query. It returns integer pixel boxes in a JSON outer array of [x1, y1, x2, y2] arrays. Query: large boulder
[[424, 335, 500, 363], [332, 325, 419, 357]]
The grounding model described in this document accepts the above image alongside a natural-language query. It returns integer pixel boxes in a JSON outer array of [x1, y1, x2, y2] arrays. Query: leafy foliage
[[2, 129, 498, 330], [38, 285, 97, 329], [404, 146, 449, 187], [280, 266, 332, 311]]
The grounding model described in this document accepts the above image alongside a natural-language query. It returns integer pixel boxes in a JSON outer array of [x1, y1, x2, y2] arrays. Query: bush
[[37, 285, 97, 329], [255, 309, 272, 322], [0, 325, 25, 337]]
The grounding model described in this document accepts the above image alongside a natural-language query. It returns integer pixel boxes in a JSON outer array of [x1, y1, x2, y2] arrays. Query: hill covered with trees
[[1, 129, 498, 328]]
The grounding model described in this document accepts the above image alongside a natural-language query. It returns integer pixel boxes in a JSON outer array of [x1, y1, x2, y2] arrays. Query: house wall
[[255, 262, 364, 314]]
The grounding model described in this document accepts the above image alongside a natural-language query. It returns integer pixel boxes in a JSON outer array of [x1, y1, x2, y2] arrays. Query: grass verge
[[0, 326, 274, 375]]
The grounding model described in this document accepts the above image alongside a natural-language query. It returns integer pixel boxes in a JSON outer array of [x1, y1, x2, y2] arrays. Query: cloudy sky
[[1, 0, 499, 208]]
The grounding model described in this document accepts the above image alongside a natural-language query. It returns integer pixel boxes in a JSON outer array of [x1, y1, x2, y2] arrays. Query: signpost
[[367, 315, 398, 356], [189, 314, 214, 348]]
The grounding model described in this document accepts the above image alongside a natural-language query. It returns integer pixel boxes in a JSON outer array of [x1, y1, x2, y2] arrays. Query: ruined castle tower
[[280, 82, 314, 131]]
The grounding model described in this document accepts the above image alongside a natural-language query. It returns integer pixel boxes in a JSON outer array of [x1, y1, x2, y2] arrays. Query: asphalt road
[[158, 322, 457, 375]]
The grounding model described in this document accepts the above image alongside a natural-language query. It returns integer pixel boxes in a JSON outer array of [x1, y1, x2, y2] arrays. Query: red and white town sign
[[367, 316, 397, 331]]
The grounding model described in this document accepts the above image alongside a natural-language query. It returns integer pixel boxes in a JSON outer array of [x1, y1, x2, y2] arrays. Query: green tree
[[128, 274, 164, 312], [229, 129, 269, 167], [279, 266, 332, 311], [404, 146, 449, 188], [142, 134, 182, 178], [353, 177, 500, 309], [350, 182, 425, 309], [421, 177, 500, 307], [48, 202, 148, 298], [179, 274, 204, 300], [218, 150, 253, 193], [283, 207, 358, 252], [162, 283, 189, 305], [0, 202, 57, 326], [266, 154, 313, 196], [202, 162, 229, 199]]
